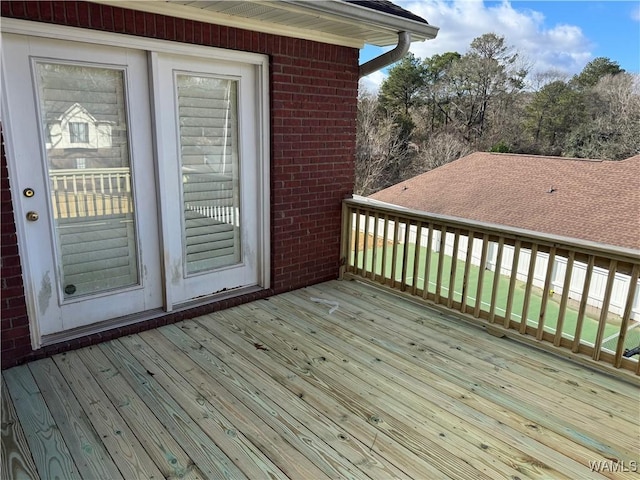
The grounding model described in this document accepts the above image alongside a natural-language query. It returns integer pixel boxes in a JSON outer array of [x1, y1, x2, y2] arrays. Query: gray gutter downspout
[[359, 31, 411, 78]]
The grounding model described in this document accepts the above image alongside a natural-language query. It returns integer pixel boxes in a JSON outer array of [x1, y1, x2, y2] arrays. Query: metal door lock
[[26, 211, 39, 222], [23, 188, 35, 198]]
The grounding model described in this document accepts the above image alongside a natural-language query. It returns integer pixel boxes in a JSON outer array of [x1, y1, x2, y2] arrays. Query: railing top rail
[[50, 167, 131, 176], [345, 196, 640, 263]]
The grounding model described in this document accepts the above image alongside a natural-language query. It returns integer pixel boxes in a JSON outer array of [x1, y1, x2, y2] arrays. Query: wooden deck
[[2, 280, 639, 479]]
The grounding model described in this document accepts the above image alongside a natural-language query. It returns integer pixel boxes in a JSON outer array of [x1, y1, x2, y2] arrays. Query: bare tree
[[355, 89, 411, 195], [414, 130, 472, 170], [564, 73, 640, 159]]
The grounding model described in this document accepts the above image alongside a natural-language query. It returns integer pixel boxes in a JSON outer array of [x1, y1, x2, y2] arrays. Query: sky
[[359, 0, 640, 91]]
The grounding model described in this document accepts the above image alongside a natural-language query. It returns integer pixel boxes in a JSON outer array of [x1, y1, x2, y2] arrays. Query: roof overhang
[[91, 0, 439, 48]]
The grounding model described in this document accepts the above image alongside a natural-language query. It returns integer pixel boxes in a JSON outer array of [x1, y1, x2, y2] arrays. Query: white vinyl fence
[[359, 214, 640, 321]]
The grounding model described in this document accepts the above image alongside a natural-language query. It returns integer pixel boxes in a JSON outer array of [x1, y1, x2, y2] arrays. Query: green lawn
[[353, 243, 634, 349]]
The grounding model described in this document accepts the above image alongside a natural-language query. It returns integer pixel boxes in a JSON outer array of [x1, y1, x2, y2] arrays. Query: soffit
[[92, 0, 438, 48]]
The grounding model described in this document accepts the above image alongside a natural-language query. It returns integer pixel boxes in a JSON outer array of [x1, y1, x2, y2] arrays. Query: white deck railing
[[341, 197, 640, 375], [50, 168, 133, 219]]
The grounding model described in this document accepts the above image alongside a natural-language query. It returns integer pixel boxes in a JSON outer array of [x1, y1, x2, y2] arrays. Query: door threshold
[[39, 285, 266, 348]]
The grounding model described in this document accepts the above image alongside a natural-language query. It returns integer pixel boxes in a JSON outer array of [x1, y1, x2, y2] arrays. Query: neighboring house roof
[[93, 0, 438, 47], [370, 152, 640, 250], [344, 0, 430, 25]]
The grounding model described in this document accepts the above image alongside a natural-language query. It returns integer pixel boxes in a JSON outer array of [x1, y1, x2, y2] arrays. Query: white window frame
[[69, 121, 89, 143], [2, 18, 272, 300]]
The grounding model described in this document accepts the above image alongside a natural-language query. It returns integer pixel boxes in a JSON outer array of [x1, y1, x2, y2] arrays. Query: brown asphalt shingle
[[369, 152, 640, 250]]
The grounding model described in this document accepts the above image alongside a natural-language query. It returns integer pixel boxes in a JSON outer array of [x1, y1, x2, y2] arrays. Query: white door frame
[[1, 19, 270, 347]]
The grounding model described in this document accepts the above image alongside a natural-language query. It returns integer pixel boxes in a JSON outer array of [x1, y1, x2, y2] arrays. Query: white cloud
[[359, 70, 387, 93], [397, 0, 593, 80]]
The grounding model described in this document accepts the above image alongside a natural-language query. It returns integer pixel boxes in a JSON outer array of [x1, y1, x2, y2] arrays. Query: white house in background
[[47, 103, 113, 151]]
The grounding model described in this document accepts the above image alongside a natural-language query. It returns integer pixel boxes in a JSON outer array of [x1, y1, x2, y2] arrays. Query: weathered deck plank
[[96, 340, 249, 480], [116, 334, 291, 480], [327, 280, 639, 403], [1, 378, 40, 480], [263, 293, 590, 479], [208, 303, 519, 479], [73, 346, 201, 479], [3, 365, 81, 479], [28, 359, 124, 480], [201, 310, 444, 479], [2, 280, 639, 480], [175, 319, 411, 480], [304, 282, 639, 468], [53, 351, 165, 479], [156, 324, 362, 480]]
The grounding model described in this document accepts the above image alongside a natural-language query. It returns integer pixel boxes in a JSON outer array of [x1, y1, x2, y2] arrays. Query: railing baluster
[[554, 251, 575, 347], [489, 236, 505, 323], [422, 223, 434, 300], [461, 232, 474, 313], [361, 211, 370, 277], [117, 172, 123, 213], [390, 217, 400, 289], [474, 234, 489, 318], [553, 250, 576, 347], [537, 246, 556, 340], [593, 259, 617, 361], [614, 264, 639, 368], [504, 239, 521, 328], [340, 199, 640, 374], [72, 174, 80, 217], [370, 212, 380, 282], [99, 174, 105, 215], [520, 244, 538, 334], [411, 222, 423, 296], [400, 220, 411, 291], [381, 215, 389, 283], [447, 229, 460, 308], [435, 225, 447, 304], [572, 255, 595, 353], [91, 174, 98, 215], [109, 174, 115, 214]]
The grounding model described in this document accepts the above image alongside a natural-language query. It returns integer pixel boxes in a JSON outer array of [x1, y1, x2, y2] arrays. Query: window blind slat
[[177, 74, 241, 275], [36, 62, 139, 298]]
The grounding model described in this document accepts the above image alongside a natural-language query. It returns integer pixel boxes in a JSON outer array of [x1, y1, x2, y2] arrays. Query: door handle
[[26, 211, 39, 222]]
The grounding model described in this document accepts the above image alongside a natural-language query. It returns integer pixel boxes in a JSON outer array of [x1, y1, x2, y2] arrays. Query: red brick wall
[[1, 128, 34, 366], [1, 1, 358, 368]]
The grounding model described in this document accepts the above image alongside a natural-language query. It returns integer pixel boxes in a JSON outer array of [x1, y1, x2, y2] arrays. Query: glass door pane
[[35, 62, 139, 298], [176, 74, 241, 274]]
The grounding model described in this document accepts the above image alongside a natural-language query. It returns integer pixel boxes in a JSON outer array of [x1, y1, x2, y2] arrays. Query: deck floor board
[[3, 280, 639, 479]]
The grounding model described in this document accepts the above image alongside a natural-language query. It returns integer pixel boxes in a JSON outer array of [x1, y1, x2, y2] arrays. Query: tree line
[[356, 33, 640, 195]]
